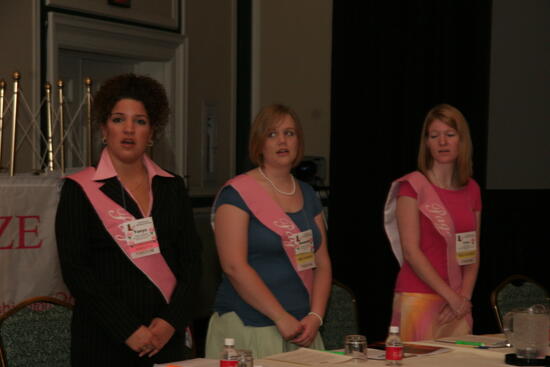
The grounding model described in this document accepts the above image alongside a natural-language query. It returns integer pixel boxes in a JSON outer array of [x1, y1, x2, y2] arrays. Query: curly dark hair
[[92, 73, 169, 140]]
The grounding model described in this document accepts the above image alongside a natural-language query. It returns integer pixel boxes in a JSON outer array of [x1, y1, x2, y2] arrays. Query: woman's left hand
[[438, 304, 457, 324], [454, 296, 472, 319], [146, 318, 175, 357], [292, 314, 322, 347]]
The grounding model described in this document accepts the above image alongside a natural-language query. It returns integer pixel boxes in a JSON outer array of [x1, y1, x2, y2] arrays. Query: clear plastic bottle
[[385, 326, 403, 366], [220, 338, 239, 367]]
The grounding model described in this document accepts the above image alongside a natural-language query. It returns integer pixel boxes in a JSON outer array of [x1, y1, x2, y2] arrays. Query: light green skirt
[[205, 311, 325, 359]]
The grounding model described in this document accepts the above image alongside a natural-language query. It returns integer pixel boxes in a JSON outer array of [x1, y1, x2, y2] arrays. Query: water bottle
[[220, 338, 239, 367], [385, 326, 403, 366]]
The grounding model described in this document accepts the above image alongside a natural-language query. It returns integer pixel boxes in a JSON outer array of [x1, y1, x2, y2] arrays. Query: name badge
[[290, 229, 316, 271], [456, 231, 477, 265], [122, 217, 160, 259]]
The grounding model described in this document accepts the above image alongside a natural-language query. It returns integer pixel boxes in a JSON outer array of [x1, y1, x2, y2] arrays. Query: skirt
[[391, 292, 472, 341], [205, 311, 325, 359]]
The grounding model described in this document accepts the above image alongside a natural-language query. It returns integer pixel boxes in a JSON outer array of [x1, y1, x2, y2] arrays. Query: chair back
[[320, 280, 359, 350], [491, 274, 549, 331], [0, 296, 72, 367]]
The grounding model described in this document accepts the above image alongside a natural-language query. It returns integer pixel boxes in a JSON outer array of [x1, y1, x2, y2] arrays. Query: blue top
[[213, 180, 323, 326]]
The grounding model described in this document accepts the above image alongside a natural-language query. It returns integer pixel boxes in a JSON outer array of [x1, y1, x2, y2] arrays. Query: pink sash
[[384, 171, 461, 291], [67, 168, 177, 303], [212, 174, 313, 297]]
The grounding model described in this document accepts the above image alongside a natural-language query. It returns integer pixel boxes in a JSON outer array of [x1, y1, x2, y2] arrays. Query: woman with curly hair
[[55, 73, 202, 366]]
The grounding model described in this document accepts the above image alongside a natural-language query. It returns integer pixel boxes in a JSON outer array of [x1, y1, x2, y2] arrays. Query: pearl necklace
[[258, 167, 296, 196]]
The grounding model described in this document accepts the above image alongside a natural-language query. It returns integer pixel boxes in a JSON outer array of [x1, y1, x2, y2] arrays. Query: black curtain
[[329, 0, 492, 342]]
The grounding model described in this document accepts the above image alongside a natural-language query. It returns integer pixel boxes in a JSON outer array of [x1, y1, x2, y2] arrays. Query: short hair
[[249, 104, 305, 167], [417, 103, 473, 186], [92, 73, 169, 140]]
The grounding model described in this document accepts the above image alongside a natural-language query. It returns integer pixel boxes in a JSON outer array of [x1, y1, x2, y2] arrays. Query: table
[[155, 336, 519, 367], [387, 339, 512, 367]]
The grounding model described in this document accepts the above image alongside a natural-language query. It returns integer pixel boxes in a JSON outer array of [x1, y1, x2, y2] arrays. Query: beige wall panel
[[0, 1, 40, 173], [185, 0, 235, 195], [257, 0, 332, 184], [46, 0, 180, 30]]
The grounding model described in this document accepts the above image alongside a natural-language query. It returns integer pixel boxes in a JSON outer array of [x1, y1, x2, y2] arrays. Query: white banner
[[0, 173, 72, 315]]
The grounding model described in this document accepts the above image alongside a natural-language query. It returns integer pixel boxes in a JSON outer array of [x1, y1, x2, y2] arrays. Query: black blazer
[[55, 173, 202, 366]]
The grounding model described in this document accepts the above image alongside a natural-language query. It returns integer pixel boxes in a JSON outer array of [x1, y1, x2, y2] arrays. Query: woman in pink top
[[384, 104, 481, 341]]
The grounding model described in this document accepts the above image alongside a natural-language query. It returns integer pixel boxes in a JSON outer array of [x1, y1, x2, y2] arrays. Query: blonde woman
[[205, 104, 332, 358], [384, 104, 481, 341]]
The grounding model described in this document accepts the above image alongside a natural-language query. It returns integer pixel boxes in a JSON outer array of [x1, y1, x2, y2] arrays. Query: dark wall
[[329, 0, 495, 342]]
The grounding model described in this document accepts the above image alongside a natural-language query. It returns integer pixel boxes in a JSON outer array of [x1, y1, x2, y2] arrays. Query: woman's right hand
[[125, 325, 155, 355], [439, 291, 471, 324], [446, 293, 472, 319], [274, 312, 305, 340]]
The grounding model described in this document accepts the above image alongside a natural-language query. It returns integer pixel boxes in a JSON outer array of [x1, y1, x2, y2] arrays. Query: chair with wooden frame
[[0, 296, 73, 367]]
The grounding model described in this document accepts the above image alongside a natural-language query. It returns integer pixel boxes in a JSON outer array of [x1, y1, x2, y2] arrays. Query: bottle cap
[[389, 326, 399, 333], [224, 338, 235, 345]]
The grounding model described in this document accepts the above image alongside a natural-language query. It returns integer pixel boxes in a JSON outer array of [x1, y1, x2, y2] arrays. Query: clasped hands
[[439, 294, 472, 324], [125, 317, 175, 358], [275, 311, 321, 347]]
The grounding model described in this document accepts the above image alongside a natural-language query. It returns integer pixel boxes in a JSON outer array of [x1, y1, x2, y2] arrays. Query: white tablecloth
[[156, 336, 516, 367], [0, 173, 71, 315]]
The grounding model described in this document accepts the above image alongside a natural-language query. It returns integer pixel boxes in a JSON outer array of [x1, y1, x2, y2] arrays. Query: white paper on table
[[261, 348, 353, 365], [368, 342, 451, 361], [154, 358, 219, 367], [365, 348, 387, 360], [255, 360, 314, 367]]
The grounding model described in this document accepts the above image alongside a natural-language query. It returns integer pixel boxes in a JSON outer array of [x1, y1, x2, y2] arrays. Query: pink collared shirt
[[93, 149, 173, 217]]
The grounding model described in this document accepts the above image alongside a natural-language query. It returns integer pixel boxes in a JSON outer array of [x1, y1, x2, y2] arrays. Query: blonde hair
[[249, 104, 304, 167], [418, 103, 473, 186]]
